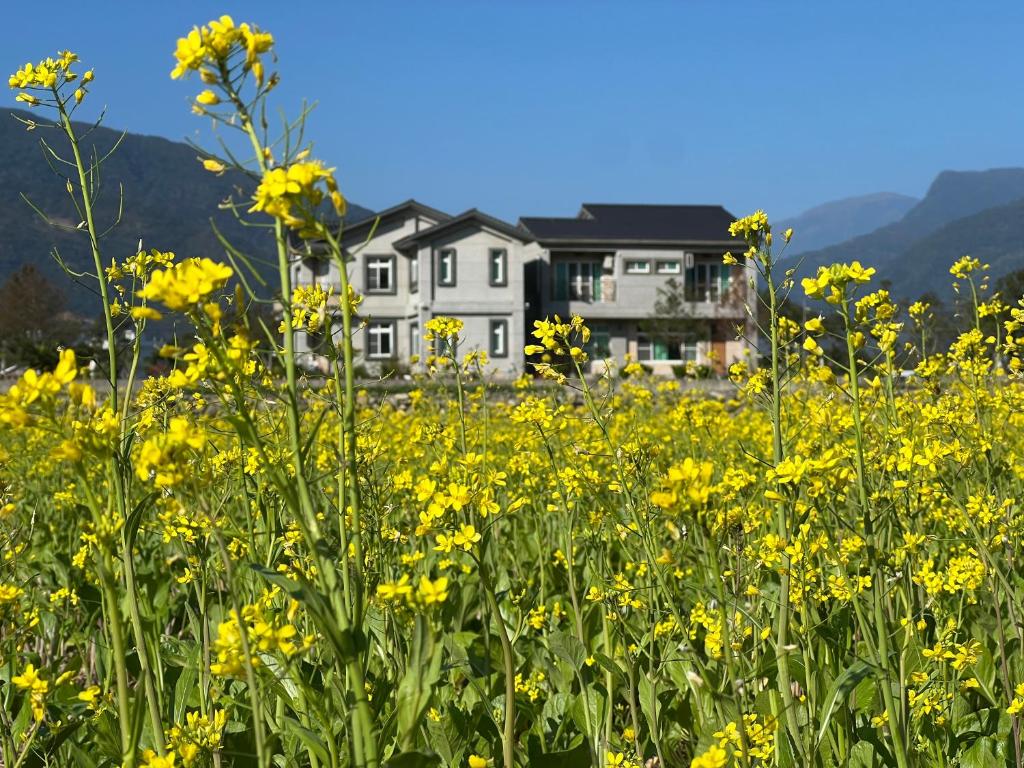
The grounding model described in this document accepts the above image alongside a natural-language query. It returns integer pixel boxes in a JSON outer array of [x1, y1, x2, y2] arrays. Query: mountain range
[[787, 168, 1024, 300], [3, 106, 1024, 311], [778, 192, 919, 255], [0, 107, 371, 316]]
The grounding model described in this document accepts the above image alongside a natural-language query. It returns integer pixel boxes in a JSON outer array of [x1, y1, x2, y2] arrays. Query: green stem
[[764, 256, 804, 761], [55, 95, 118, 406], [480, 560, 517, 768], [841, 300, 909, 768]]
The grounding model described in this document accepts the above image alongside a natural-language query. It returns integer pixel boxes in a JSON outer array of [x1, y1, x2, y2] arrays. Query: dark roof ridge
[[392, 208, 533, 249], [340, 198, 451, 240], [520, 203, 740, 243]]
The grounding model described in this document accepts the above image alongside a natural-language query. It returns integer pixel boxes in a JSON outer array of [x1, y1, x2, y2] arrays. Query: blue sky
[[6, 1, 1024, 222]]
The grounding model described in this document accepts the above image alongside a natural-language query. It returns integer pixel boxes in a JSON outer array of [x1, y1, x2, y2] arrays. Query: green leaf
[[384, 750, 442, 768], [527, 739, 593, 768], [815, 660, 872, 749], [848, 740, 876, 768], [548, 631, 586, 670], [959, 736, 1003, 768], [279, 715, 331, 764], [397, 616, 445, 749], [637, 674, 662, 746]]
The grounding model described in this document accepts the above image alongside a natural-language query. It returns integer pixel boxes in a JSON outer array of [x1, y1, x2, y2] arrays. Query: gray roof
[[392, 209, 534, 250], [519, 203, 740, 244], [341, 199, 451, 242]]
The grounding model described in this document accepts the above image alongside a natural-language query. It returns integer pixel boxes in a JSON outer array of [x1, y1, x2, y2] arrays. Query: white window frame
[[624, 259, 651, 274], [437, 249, 456, 286], [409, 254, 419, 292], [489, 249, 508, 286], [489, 318, 509, 358], [656, 260, 681, 274], [365, 255, 395, 294], [636, 333, 702, 363], [568, 262, 594, 300], [409, 321, 420, 359], [367, 321, 395, 359], [685, 261, 729, 302]]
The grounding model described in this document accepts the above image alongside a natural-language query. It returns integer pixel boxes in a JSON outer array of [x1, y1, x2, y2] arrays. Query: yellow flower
[[454, 524, 481, 551], [195, 89, 219, 105], [142, 750, 177, 768], [12, 663, 49, 722], [201, 158, 226, 174], [417, 576, 449, 606], [131, 306, 163, 321], [78, 685, 101, 707], [250, 160, 342, 229], [377, 575, 412, 602], [690, 743, 728, 768], [468, 756, 488, 768], [138, 258, 233, 312]]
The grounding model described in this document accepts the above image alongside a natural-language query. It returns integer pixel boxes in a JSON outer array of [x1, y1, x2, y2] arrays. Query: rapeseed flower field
[[4, 15, 1024, 768]]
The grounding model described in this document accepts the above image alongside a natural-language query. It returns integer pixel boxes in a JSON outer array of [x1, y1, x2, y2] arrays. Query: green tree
[[0, 263, 84, 369], [640, 277, 708, 364]]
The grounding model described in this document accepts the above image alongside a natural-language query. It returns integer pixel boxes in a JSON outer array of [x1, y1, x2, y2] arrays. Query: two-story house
[[294, 199, 753, 376], [293, 199, 531, 373], [519, 203, 753, 375]]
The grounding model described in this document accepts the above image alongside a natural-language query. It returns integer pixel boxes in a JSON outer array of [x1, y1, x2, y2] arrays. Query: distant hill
[[790, 168, 1024, 299], [779, 192, 918, 255], [0, 107, 371, 317], [885, 198, 1024, 298]]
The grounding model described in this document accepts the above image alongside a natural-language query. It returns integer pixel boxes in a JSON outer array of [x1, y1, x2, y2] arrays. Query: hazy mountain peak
[[779, 192, 918, 255], [790, 166, 1024, 300]]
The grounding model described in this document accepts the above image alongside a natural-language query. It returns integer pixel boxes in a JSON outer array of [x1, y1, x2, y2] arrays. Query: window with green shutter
[[554, 262, 568, 300], [553, 260, 601, 301]]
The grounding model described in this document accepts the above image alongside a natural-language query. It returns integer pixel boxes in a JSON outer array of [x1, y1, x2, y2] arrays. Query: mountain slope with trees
[[778, 192, 918, 255], [0, 107, 371, 318], [789, 168, 1024, 300]]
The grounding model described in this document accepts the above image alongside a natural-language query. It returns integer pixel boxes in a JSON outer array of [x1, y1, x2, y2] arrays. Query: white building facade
[[519, 204, 756, 375], [293, 200, 754, 376], [293, 200, 530, 374]]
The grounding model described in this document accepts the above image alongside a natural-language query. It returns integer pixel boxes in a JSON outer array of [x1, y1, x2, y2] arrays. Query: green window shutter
[[719, 265, 730, 295], [654, 339, 670, 360], [591, 262, 602, 301], [554, 262, 568, 300]]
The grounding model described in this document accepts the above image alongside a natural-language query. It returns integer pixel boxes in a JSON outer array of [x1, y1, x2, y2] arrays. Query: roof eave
[[533, 238, 743, 248], [393, 211, 534, 249]]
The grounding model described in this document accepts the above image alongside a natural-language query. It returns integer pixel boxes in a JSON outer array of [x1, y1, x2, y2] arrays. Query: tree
[[0, 264, 84, 369], [639, 277, 711, 369], [994, 267, 1024, 306]]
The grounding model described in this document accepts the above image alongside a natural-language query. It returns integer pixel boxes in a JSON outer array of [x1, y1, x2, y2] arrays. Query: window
[[365, 255, 395, 294], [685, 261, 731, 302], [366, 321, 395, 359], [489, 319, 509, 357], [409, 254, 419, 292], [625, 260, 651, 274], [409, 321, 420, 359], [636, 330, 704, 362], [553, 261, 602, 302], [437, 249, 456, 286], [656, 260, 681, 274], [489, 249, 508, 286], [584, 325, 612, 360]]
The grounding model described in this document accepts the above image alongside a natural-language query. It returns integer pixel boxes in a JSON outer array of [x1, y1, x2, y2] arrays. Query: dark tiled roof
[[520, 203, 739, 244], [341, 198, 450, 242], [393, 209, 534, 250]]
